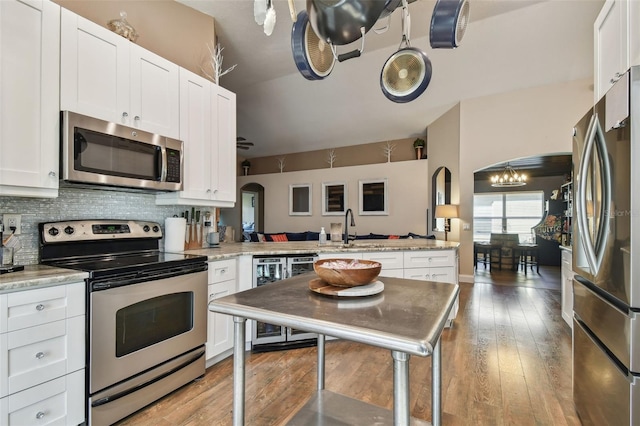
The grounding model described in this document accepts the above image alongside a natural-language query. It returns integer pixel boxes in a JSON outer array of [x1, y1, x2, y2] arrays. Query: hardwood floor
[[117, 268, 578, 425]]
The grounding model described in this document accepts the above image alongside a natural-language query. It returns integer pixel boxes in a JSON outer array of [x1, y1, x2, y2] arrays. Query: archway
[[240, 183, 265, 239]]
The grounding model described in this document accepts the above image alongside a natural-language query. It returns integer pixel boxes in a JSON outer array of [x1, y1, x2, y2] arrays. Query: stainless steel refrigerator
[[572, 66, 639, 425]]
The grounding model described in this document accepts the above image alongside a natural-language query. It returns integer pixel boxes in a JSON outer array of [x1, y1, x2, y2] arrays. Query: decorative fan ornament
[[430, 0, 470, 48]]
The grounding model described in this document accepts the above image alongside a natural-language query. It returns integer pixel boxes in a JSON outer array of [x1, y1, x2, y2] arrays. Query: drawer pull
[[36, 303, 45, 311], [35, 351, 45, 359], [36, 411, 45, 420]]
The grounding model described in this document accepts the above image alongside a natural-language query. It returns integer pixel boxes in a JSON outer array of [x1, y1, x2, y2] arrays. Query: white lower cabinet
[[0, 282, 85, 425], [318, 249, 459, 323], [206, 259, 237, 362], [360, 251, 404, 278], [402, 250, 459, 325], [0, 369, 84, 426], [561, 248, 574, 328]]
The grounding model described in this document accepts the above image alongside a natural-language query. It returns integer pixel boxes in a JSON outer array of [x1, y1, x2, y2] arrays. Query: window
[[473, 191, 544, 242]]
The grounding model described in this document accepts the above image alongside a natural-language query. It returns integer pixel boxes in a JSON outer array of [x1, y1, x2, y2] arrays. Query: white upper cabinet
[[211, 85, 237, 204], [0, 0, 60, 198], [594, 0, 639, 102], [157, 68, 237, 207], [60, 8, 179, 138]]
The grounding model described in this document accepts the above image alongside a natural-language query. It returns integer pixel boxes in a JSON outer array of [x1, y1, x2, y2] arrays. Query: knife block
[[185, 223, 203, 250]]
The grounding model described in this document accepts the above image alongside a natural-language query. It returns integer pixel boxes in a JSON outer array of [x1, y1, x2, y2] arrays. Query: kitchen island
[[209, 273, 459, 425]]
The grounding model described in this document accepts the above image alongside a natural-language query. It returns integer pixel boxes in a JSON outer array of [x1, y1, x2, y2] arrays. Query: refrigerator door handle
[[576, 113, 612, 276]]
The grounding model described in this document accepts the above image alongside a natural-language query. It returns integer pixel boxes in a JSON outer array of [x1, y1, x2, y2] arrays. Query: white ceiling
[[178, 0, 604, 158]]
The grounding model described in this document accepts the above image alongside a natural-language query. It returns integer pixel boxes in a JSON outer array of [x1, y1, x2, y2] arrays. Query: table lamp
[[435, 204, 459, 241]]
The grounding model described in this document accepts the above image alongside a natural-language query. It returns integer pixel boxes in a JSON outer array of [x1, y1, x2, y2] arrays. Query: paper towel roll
[[164, 217, 186, 252]]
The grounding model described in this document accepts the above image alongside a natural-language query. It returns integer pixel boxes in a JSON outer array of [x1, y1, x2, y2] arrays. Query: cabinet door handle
[[48, 171, 56, 178], [122, 112, 128, 118], [610, 72, 623, 84], [134, 115, 140, 121], [36, 411, 45, 420], [35, 351, 45, 359], [36, 303, 45, 311]]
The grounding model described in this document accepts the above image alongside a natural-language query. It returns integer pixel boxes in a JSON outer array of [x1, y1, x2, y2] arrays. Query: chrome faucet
[[344, 208, 355, 244]]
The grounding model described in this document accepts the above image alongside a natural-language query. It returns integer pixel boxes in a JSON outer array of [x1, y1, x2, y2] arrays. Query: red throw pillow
[[388, 235, 400, 239], [271, 234, 288, 242]]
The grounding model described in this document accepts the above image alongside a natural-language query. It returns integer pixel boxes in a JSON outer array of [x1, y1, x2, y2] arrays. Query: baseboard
[[459, 274, 474, 283]]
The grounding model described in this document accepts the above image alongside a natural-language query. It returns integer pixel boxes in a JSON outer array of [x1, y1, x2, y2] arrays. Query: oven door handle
[[91, 347, 206, 408], [91, 263, 207, 291]]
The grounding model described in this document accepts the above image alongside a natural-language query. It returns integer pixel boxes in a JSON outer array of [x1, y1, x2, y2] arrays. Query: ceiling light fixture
[[490, 163, 527, 187]]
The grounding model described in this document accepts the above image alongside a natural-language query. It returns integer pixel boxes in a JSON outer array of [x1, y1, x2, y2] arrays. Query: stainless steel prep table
[[208, 273, 459, 425]]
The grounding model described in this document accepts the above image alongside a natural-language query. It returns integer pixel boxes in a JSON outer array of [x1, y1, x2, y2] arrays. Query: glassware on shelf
[[107, 11, 139, 42]]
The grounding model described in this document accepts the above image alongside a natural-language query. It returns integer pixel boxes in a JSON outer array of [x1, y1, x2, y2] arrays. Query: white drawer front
[[428, 267, 456, 284], [317, 252, 363, 261], [0, 294, 6, 334], [378, 269, 404, 279], [1, 369, 84, 426], [5, 316, 84, 395], [403, 250, 455, 269], [208, 259, 237, 284], [7, 287, 67, 332], [403, 267, 455, 284], [360, 251, 403, 270]]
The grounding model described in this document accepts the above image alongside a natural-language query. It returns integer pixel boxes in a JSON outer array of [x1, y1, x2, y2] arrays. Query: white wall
[[228, 160, 430, 238], [456, 78, 594, 279]]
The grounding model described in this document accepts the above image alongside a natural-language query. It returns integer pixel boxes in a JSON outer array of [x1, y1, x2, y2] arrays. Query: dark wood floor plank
[[117, 267, 580, 425]]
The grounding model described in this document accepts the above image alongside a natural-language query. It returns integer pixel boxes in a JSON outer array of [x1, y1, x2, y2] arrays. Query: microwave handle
[[159, 146, 167, 182]]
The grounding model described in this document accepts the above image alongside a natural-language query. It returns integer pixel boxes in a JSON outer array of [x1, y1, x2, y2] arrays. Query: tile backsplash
[[0, 187, 206, 265]]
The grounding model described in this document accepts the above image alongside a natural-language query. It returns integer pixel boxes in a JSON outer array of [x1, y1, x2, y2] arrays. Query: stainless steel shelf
[[287, 390, 431, 425]]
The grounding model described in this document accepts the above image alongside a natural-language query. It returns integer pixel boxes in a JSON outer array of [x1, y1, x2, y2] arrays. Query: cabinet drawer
[[6, 283, 84, 332], [403, 267, 455, 284], [1, 316, 84, 397], [208, 259, 237, 284], [0, 369, 84, 426], [403, 250, 455, 269], [360, 251, 403, 270]]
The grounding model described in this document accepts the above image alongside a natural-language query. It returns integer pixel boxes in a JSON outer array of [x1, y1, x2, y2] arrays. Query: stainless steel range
[[39, 219, 208, 426]]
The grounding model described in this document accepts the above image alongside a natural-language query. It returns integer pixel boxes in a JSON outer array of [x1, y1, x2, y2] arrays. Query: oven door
[[89, 270, 206, 393]]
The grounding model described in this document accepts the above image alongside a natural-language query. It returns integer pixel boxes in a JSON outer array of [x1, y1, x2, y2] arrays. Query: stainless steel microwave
[[61, 111, 183, 191]]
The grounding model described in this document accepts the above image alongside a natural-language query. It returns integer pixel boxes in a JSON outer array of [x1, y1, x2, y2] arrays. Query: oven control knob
[[143, 225, 150, 232], [48, 227, 59, 236], [152, 225, 160, 233], [64, 226, 75, 235]]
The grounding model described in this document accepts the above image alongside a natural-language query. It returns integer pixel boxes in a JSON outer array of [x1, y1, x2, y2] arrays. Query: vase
[[243, 166, 250, 176], [415, 147, 423, 160]]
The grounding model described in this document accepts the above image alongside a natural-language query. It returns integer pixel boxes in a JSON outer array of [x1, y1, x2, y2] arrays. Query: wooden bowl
[[313, 258, 381, 287]]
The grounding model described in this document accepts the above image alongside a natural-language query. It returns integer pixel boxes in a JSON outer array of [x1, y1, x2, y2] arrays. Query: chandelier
[[490, 163, 527, 187]]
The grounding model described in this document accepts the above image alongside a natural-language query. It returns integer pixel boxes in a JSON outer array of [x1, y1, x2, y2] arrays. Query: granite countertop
[[185, 239, 459, 261], [0, 265, 89, 294], [1, 240, 457, 293]]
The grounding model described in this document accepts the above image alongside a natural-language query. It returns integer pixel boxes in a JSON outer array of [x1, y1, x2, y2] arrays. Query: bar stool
[[474, 242, 502, 271], [516, 243, 539, 275]]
